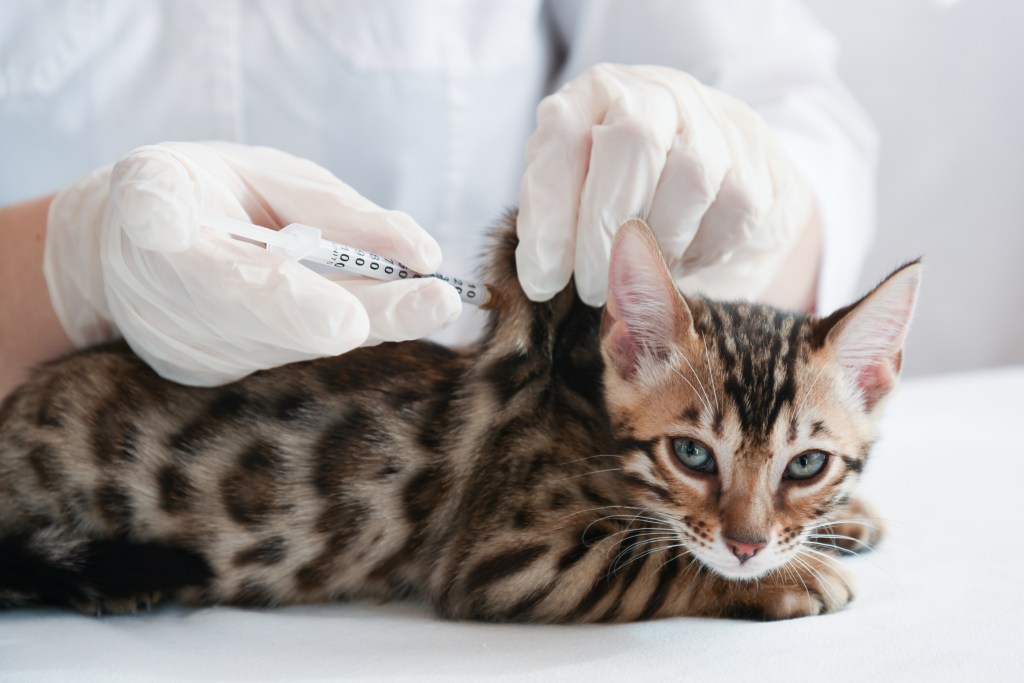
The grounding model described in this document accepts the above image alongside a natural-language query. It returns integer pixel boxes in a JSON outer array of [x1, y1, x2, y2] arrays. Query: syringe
[[202, 213, 488, 306]]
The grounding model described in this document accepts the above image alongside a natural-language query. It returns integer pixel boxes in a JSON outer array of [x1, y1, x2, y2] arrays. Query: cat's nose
[[725, 537, 767, 564]]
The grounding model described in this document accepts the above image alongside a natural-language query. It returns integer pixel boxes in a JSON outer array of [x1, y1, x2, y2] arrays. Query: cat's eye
[[672, 438, 716, 473], [785, 450, 829, 480]]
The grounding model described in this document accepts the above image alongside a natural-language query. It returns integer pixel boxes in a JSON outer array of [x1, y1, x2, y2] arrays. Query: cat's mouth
[[690, 543, 786, 581], [710, 559, 777, 581]]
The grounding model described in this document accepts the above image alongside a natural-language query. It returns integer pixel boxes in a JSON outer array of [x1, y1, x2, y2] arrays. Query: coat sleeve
[[544, 0, 878, 313]]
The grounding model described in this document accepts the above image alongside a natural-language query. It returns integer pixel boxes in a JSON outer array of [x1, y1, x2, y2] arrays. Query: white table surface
[[3, 367, 1023, 682]]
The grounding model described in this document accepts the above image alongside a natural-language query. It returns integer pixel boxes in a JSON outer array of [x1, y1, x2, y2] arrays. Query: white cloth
[[0, 0, 876, 343], [2, 367, 1021, 682]]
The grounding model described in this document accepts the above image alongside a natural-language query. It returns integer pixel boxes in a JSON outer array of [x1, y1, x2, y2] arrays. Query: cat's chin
[[712, 564, 775, 582], [698, 555, 780, 582]]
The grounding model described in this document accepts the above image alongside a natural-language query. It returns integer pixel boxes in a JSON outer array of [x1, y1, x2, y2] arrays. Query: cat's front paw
[[722, 557, 856, 621], [773, 557, 856, 619]]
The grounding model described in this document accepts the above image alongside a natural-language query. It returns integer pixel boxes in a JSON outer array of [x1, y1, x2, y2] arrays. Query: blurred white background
[[804, 0, 1024, 376]]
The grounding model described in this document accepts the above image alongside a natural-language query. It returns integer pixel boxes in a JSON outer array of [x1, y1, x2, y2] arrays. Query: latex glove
[[517, 64, 814, 305], [45, 142, 462, 385]]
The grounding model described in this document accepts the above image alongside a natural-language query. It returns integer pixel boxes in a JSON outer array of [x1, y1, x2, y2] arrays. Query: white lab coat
[[0, 0, 877, 343]]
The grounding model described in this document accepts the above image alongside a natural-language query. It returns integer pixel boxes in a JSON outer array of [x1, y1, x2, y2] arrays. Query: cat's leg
[[818, 498, 885, 555], [0, 529, 213, 614], [434, 518, 858, 623], [71, 591, 165, 616], [67, 538, 214, 615]]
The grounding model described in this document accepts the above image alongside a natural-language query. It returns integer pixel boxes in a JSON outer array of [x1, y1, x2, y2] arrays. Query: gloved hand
[[517, 64, 814, 306], [45, 142, 462, 385]]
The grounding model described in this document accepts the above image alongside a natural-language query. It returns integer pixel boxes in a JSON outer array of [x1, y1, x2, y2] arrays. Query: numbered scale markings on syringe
[[321, 242, 486, 304], [202, 213, 488, 306]]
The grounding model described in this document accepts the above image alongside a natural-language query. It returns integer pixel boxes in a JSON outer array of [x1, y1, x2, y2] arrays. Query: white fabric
[[2, 367, 1021, 682], [0, 0, 875, 346], [517, 64, 814, 306], [44, 141, 461, 386]]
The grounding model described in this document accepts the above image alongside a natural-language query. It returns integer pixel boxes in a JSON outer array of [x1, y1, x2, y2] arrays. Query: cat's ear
[[600, 219, 694, 381], [815, 260, 922, 410]]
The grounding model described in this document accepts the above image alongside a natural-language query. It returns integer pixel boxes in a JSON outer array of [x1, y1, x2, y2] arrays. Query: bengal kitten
[[0, 215, 920, 622]]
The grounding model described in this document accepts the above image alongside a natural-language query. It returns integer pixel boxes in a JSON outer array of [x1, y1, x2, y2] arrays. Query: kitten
[[0, 214, 920, 622]]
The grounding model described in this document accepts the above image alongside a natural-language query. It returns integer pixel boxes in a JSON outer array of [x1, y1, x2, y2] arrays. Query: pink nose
[[725, 537, 767, 564]]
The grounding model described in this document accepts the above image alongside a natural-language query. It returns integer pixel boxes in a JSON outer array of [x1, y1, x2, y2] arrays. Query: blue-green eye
[[672, 438, 716, 473], [786, 451, 829, 480]]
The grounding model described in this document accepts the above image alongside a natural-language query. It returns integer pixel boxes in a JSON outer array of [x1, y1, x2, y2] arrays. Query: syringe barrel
[[306, 239, 487, 305], [202, 213, 487, 306], [305, 239, 412, 280]]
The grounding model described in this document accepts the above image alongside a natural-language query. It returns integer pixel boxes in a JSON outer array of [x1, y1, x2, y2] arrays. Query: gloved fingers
[[326, 277, 463, 345], [104, 283, 277, 386], [46, 165, 120, 347], [313, 206, 443, 276], [118, 230, 371, 355], [198, 142, 444, 275], [209, 238, 372, 354], [673, 251, 780, 302], [646, 132, 728, 280], [573, 75, 678, 306], [647, 78, 778, 281], [680, 167, 761, 273], [109, 145, 246, 254], [515, 69, 616, 303], [681, 112, 807, 277], [98, 225, 297, 385], [520, 100, 593, 301]]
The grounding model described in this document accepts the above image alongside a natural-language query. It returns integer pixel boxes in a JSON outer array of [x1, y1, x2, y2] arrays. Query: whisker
[[613, 539, 679, 568], [581, 512, 674, 546], [670, 366, 712, 416], [557, 505, 664, 521], [797, 545, 846, 566], [804, 518, 880, 532], [800, 543, 898, 585], [614, 537, 680, 565], [700, 333, 720, 412], [547, 506, 675, 538], [603, 518, 676, 529], [678, 555, 704, 583], [637, 544, 694, 579], [610, 537, 680, 573], [794, 361, 831, 417], [549, 505, 671, 534], [559, 467, 622, 481], [804, 541, 864, 558], [587, 514, 675, 527], [783, 561, 812, 607], [807, 533, 874, 551], [600, 527, 676, 542], [609, 529, 680, 544], [789, 554, 829, 602], [791, 554, 840, 607], [677, 351, 713, 416], [558, 453, 623, 466], [653, 548, 695, 574]]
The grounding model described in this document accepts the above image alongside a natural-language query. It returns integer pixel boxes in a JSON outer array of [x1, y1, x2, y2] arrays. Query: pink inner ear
[[828, 262, 921, 411], [601, 219, 698, 381], [604, 320, 644, 381], [856, 363, 896, 411]]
